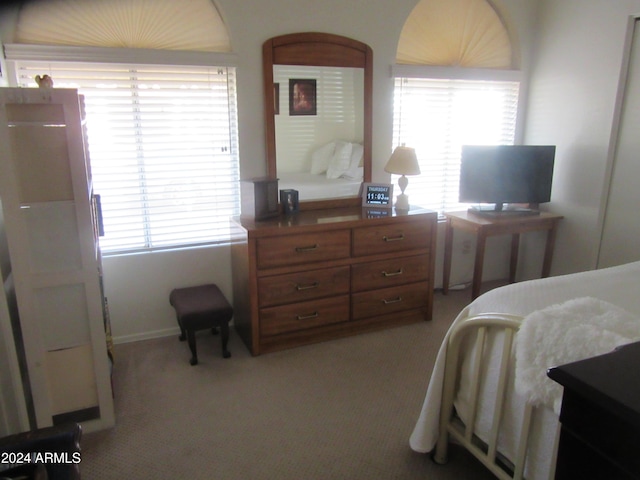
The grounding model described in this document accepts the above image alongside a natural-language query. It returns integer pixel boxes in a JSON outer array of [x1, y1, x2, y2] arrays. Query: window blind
[[392, 76, 520, 215], [16, 62, 239, 254]]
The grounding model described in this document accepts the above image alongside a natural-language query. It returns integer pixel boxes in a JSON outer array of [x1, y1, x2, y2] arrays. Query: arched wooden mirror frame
[[263, 32, 373, 210]]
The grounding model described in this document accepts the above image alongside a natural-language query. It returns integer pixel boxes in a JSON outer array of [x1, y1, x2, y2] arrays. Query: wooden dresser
[[230, 206, 437, 355]]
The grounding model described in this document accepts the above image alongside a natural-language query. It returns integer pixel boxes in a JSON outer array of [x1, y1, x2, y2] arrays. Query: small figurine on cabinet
[[280, 189, 299, 214], [35, 74, 54, 88]]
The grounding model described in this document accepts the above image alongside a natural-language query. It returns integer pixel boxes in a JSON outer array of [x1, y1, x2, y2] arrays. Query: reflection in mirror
[[274, 65, 365, 201], [263, 32, 372, 210]]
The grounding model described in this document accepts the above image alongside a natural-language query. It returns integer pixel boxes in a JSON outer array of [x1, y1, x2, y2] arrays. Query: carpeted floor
[[80, 288, 497, 479]]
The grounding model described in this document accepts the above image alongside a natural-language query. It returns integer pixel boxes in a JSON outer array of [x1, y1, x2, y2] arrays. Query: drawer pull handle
[[295, 244, 319, 252], [296, 282, 319, 291], [382, 296, 403, 305], [383, 234, 405, 242], [382, 268, 403, 277], [297, 312, 319, 320]]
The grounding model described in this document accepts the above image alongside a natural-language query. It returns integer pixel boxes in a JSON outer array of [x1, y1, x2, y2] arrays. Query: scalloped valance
[[396, 0, 515, 69], [15, 0, 230, 52]]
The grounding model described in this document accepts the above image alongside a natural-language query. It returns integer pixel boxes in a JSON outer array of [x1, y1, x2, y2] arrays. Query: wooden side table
[[442, 210, 563, 300]]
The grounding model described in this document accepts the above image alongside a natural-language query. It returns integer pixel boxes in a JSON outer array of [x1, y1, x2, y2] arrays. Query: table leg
[[542, 223, 559, 277], [509, 233, 520, 283], [472, 233, 487, 300], [442, 218, 454, 295]]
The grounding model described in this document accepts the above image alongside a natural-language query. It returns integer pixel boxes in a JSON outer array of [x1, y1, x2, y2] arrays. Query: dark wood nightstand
[[547, 341, 640, 479]]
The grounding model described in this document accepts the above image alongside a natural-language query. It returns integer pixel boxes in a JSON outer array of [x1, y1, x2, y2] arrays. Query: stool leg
[[178, 320, 186, 342], [220, 322, 231, 359], [186, 329, 198, 366]]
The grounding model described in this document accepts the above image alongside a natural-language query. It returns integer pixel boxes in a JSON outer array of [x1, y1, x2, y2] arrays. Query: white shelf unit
[[0, 87, 114, 432]]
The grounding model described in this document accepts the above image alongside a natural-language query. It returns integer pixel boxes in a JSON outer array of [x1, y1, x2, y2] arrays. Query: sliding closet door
[[598, 17, 640, 268]]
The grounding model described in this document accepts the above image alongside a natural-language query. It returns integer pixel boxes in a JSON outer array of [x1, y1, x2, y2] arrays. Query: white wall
[[598, 17, 640, 267], [102, 245, 232, 342], [523, 0, 640, 275]]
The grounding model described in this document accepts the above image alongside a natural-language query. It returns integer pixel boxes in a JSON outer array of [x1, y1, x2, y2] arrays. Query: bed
[[277, 171, 362, 201], [409, 261, 640, 480], [277, 140, 364, 201]]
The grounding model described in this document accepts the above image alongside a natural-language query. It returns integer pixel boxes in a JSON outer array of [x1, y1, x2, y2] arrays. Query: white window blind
[[16, 62, 239, 254], [392, 76, 520, 214]]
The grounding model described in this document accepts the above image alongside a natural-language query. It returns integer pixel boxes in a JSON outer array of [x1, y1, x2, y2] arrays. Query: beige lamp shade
[[384, 146, 421, 176], [385, 146, 420, 210]]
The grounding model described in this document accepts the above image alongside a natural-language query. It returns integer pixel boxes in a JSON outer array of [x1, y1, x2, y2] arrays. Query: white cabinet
[[0, 88, 114, 432]]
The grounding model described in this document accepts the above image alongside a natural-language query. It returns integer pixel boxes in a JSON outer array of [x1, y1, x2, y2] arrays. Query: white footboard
[[433, 313, 558, 480]]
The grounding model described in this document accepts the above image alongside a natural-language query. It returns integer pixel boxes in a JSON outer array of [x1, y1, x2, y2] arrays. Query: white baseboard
[[113, 320, 236, 345], [113, 327, 180, 345]]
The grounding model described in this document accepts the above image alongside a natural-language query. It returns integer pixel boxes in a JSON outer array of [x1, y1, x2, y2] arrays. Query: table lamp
[[384, 146, 420, 210]]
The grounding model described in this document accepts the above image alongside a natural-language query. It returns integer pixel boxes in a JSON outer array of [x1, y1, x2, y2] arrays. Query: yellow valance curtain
[[396, 0, 514, 68], [15, 0, 231, 52]]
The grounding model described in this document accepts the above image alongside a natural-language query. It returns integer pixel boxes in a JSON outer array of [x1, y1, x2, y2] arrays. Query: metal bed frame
[[432, 313, 559, 480]]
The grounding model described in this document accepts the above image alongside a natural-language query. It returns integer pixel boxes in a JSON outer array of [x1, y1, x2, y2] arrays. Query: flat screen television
[[459, 145, 556, 215]]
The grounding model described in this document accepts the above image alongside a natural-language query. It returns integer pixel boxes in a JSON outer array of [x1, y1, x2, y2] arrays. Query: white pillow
[[340, 166, 363, 181], [349, 143, 364, 171], [310, 142, 336, 174], [326, 141, 353, 179]]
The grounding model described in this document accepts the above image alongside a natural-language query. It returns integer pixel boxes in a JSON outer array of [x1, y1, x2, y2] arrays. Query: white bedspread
[[409, 261, 640, 479], [278, 172, 362, 201]]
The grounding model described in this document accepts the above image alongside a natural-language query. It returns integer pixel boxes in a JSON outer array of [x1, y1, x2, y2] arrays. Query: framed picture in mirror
[[289, 79, 316, 116]]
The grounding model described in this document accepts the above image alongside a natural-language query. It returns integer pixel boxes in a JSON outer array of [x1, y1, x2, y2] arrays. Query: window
[[392, 73, 520, 214], [15, 62, 239, 254], [393, 0, 520, 215]]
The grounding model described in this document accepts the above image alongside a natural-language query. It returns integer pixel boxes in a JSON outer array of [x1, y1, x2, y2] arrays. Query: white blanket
[[409, 261, 640, 480], [515, 296, 640, 414]]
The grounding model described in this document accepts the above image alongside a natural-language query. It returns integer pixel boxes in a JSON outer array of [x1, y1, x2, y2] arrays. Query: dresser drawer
[[351, 282, 429, 320], [256, 229, 351, 269], [351, 254, 429, 292], [258, 266, 350, 307], [352, 220, 431, 257], [260, 295, 350, 337]]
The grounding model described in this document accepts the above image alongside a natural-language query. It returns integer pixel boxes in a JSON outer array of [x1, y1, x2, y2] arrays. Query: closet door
[[598, 17, 640, 268]]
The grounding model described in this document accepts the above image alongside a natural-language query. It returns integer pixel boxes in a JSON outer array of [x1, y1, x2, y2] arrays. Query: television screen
[[459, 145, 555, 211]]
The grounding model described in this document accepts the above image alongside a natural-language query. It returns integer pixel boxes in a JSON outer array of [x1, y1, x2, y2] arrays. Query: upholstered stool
[[169, 284, 233, 365]]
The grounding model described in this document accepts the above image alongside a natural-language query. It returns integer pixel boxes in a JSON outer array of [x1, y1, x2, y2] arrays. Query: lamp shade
[[384, 146, 420, 176]]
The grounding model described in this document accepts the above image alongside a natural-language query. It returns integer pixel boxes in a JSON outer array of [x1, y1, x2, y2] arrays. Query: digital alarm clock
[[361, 183, 393, 208]]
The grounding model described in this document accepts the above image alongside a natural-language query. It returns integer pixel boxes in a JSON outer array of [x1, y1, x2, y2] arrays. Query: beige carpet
[[80, 288, 496, 479]]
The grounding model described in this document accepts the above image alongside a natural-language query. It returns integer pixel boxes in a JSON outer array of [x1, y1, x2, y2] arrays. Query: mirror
[[263, 32, 373, 210]]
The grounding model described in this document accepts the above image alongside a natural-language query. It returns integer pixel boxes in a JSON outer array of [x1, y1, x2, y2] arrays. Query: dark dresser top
[[547, 341, 640, 428]]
